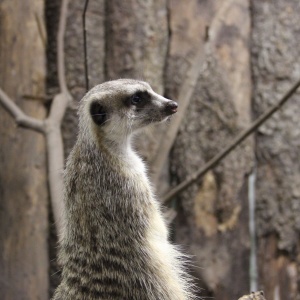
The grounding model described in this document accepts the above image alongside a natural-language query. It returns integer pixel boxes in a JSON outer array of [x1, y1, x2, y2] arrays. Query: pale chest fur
[[121, 148, 188, 300], [146, 206, 188, 299], [119, 147, 168, 238]]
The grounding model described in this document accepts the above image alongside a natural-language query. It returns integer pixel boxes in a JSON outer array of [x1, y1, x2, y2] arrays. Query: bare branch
[[48, 93, 70, 124], [43, 0, 73, 237], [163, 78, 300, 204], [151, 49, 206, 186], [45, 119, 65, 240], [57, 0, 72, 100], [83, 0, 90, 92], [0, 88, 45, 133], [0, 0, 71, 238], [51, 0, 73, 122]]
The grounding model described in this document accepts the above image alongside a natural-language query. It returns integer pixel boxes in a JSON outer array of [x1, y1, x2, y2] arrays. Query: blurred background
[[0, 0, 300, 299]]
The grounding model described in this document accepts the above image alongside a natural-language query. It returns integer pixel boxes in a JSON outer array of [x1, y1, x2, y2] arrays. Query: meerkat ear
[[90, 101, 107, 126]]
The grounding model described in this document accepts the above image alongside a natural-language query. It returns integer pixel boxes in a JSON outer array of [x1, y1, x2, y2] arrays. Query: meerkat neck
[[107, 135, 133, 154], [98, 132, 135, 159]]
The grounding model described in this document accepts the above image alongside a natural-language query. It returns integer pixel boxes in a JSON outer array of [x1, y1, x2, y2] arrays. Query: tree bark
[[251, 0, 300, 299], [0, 0, 49, 299], [36, 0, 300, 298], [167, 1, 253, 299]]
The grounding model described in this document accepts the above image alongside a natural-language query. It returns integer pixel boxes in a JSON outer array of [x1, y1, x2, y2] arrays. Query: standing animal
[[53, 79, 194, 300]]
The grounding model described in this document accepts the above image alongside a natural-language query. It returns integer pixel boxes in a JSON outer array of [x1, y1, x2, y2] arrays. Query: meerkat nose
[[165, 101, 178, 114]]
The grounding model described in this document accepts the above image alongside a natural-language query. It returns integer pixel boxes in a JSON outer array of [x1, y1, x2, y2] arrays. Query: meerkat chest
[[120, 148, 148, 182], [120, 148, 169, 238]]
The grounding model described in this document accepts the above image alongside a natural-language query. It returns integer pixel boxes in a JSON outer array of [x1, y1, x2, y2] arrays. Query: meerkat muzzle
[[165, 101, 178, 115]]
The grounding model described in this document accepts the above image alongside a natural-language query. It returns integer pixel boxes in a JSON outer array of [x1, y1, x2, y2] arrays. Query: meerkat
[[53, 79, 195, 300]]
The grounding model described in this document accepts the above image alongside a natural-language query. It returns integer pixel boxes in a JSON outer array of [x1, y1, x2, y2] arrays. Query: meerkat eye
[[131, 94, 143, 105], [129, 91, 150, 106]]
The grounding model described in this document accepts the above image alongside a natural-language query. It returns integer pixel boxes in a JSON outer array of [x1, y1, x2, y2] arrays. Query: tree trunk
[[251, 0, 300, 299], [0, 0, 49, 299], [168, 1, 253, 299]]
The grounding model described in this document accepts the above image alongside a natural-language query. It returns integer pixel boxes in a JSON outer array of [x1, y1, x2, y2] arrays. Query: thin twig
[[163, 78, 300, 204], [57, 0, 71, 99], [0, 88, 45, 133], [83, 0, 90, 92]]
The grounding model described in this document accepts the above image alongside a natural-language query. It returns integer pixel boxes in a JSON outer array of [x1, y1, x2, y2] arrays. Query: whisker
[[99, 117, 112, 126]]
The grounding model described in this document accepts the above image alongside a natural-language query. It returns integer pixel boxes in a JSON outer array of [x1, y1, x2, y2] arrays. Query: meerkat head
[[79, 79, 178, 141]]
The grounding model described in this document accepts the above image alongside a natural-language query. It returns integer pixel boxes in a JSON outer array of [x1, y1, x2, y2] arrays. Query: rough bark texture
[[168, 1, 253, 299], [2, 0, 295, 298], [251, 0, 300, 299], [0, 0, 49, 299]]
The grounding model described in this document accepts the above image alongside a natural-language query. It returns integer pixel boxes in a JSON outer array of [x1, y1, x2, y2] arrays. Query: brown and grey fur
[[53, 79, 195, 300]]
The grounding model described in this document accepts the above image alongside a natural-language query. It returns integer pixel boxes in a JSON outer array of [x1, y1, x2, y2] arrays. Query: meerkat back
[[53, 79, 195, 300]]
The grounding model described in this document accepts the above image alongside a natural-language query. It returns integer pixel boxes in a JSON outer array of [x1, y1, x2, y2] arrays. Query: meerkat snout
[[165, 101, 178, 115]]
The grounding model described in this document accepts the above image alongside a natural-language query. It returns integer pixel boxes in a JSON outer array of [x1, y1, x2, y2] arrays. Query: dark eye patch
[[125, 91, 151, 107], [90, 101, 107, 126]]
